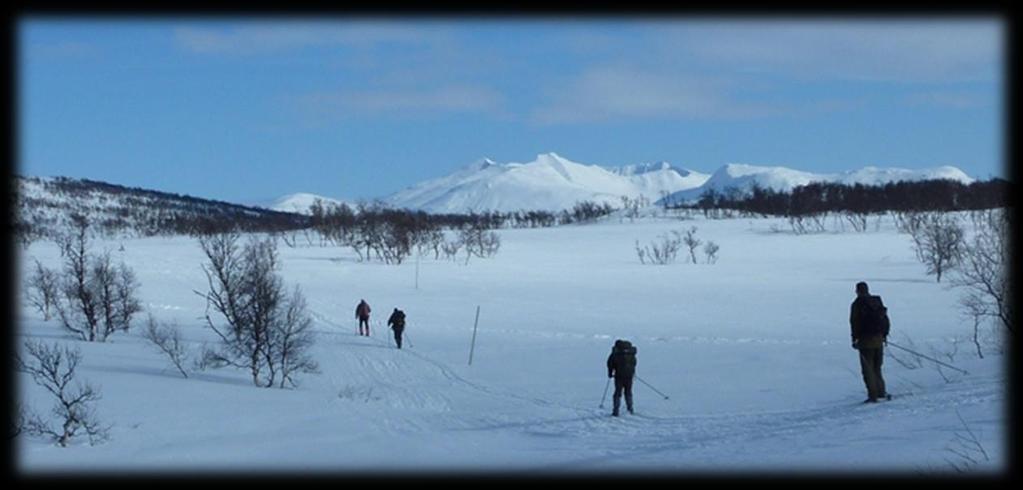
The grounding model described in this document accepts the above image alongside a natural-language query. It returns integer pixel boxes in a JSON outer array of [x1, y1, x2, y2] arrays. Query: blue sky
[[19, 17, 1004, 204]]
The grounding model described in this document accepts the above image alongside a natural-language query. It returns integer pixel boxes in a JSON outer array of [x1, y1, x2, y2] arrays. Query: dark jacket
[[607, 340, 637, 379], [388, 310, 406, 329], [356, 301, 371, 319], [850, 294, 889, 346]]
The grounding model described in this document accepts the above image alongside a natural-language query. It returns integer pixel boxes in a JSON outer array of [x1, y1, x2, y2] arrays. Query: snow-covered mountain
[[384, 153, 709, 213], [264, 193, 351, 215], [383, 154, 975, 213], [662, 163, 976, 204]]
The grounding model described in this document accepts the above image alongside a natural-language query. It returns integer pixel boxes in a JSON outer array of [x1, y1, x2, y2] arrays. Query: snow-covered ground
[[15, 213, 1007, 476]]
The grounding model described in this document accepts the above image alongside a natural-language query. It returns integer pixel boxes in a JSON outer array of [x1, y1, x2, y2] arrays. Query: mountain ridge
[[382, 153, 975, 212]]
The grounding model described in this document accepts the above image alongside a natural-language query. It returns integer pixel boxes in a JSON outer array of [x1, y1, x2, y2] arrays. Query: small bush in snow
[[459, 223, 500, 264], [703, 241, 720, 264], [46, 215, 143, 342], [944, 409, 991, 473], [441, 238, 462, 261], [143, 314, 190, 378], [681, 226, 701, 263], [910, 212, 964, 283], [16, 340, 109, 447], [951, 209, 1011, 335], [25, 258, 59, 321], [635, 234, 681, 265], [196, 232, 319, 388]]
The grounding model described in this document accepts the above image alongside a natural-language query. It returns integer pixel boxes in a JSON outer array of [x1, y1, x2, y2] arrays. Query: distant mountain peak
[[385, 153, 709, 213], [268, 192, 349, 215], [661, 162, 975, 205]]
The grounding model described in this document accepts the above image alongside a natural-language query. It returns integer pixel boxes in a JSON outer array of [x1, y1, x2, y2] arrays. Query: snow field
[[15, 214, 1006, 474]]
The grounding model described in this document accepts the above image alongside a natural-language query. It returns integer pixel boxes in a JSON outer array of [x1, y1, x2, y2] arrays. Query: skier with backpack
[[387, 308, 407, 349], [850, 281, 891, 403], [606, 339, 638, 416], [355, 299, 372, 336]]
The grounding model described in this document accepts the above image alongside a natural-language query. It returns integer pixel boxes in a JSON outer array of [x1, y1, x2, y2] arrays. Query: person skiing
[[355, 299, 372, 336], [850, 281, 891, 403], [387, 308, 406, 349], [606, 339, 637, 416]]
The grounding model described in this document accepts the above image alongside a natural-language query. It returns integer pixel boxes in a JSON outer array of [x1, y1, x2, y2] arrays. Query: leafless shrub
[[788, 214, 827, 235], [25, 258, 59, 321], [195, 232, 319, 388], [15, 340, 109, 447], [49, 215, 143, 341], [418, 227, 445, 259], [944, 409, 990, 473], [142, 314, 190, 378], [951, 208, 1011, 335], [620, 195, 647, 222], [441, 238, 462, 261], [704, 241, 720, 264], [459, 223, 500, 265], [910, 212, 964, 283], [274, 287, 320, 389], [635, 233, 681, 265], [681, 226, 701, 263], [959, 292, 994, 360], [893, 210, 927, 236], [844, 211, 869, 232]]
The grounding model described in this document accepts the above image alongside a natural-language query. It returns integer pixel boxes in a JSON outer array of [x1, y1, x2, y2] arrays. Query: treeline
[[683, 178, 1011, 218], [308, 199, 616, 232], [273, 199, 618, 264]]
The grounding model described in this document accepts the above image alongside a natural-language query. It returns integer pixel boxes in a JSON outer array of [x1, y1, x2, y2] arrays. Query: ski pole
[[635, 375, 670, 400], [404, 330, 413, 348], [599, 377, 611, 408], [887, 341, 969, 375]]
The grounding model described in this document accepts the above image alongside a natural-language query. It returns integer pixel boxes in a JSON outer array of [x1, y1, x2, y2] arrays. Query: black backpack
[[860, 296, 891, 337], [613, 341, 637, 374], [391, 310, 406, 328]]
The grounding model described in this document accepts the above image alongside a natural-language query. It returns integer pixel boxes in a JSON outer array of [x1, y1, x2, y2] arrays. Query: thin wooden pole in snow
[[468, 305, 480, 366]]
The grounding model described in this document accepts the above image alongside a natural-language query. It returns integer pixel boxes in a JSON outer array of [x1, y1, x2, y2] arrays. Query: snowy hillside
[[15, 213, 1006, 475], [384, 153, 709, 213], [263, 193, 351, 215], [664, 163, 976, 204], [12, 176, 307, 239]]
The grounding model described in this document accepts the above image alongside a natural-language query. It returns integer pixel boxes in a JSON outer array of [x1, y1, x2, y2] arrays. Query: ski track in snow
[[306, 304, 1002, 471]]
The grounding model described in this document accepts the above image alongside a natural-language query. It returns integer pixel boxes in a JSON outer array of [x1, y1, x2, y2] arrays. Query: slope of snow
[[385, 153, 708, 213], [663, 163, 976, 204], [15, 176, 295, 239], [15, 214, 1006, 475]]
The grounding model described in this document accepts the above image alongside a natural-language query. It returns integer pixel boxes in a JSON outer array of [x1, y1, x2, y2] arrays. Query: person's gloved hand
[[608, 372, 613, 378], [851, 339, 859, 350]]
